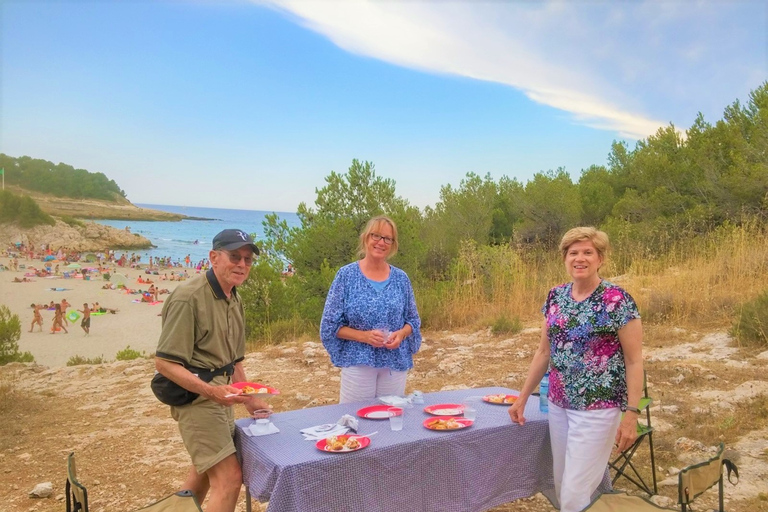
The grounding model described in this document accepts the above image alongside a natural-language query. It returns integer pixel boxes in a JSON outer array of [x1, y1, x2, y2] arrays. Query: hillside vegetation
[[0, 154, 126, 202], [0, 190, 55, 228], [241, 81, 768, 345]]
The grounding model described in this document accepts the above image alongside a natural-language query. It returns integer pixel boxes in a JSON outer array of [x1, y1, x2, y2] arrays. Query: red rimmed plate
[[357, 404, 400, 419], [316, 435, 371, 453], [424, 403, 464, 416], [482, 394, 519, 405], [423, 417, 473, 431], [232, 382, 280, 395]]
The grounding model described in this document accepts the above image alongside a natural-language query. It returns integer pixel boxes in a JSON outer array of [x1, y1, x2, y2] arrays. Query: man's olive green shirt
[[156, 269, 245, 370]]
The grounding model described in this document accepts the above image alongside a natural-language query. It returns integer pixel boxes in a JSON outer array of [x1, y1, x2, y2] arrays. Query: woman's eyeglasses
[[220, 250, 254, 266], [370, 233, 394, 245]]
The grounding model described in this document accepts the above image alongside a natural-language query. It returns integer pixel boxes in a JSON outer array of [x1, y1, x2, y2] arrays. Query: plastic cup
[[388, 407, 403, 431], [254, 418, 270, 434], [462, 396, 482, 421]]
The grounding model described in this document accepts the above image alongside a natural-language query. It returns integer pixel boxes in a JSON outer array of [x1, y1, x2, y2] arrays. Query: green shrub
[[491, 314, 523, 336], [732, 290, 768, 348], [0, 305, 35, 365], [115, 346, 145, 361], [66, 355, 105, 366], [0, 190, 55, 228]]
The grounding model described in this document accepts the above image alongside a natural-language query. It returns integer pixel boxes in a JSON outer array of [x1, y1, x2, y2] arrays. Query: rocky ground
[[2, 326, 767, 512], [0, 218, 153, 253]]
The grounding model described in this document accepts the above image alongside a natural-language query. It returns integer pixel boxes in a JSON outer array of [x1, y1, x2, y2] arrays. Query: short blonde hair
[[559, 226, 609, 261], [358, 215, 398, 259]]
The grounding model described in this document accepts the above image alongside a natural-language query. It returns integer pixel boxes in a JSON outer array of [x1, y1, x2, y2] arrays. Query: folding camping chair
[[66, 452, 204, 512], [609, 371, 657, 495], [66, 452, 89, 512], [582, 443, 738, 512]]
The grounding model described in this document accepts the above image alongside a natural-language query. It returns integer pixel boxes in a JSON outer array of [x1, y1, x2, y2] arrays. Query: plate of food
[[231, 382, 280, 395], [316, 435, 371, 453], [423, 417, 473, 431], [424, 403, 464, 416], [483, 394, 519, 405], [357, 404, 400, 419]]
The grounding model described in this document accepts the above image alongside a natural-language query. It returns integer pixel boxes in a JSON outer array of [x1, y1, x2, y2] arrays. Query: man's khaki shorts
[[171, 376, 235, 474]]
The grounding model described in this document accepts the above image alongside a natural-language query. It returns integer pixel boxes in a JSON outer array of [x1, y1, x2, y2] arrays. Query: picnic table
[[235, 386, 608, 512]]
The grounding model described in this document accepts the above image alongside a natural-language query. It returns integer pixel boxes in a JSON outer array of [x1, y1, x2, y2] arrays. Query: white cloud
[[252, 0, 674, 139], [251, 0, 765, 139]]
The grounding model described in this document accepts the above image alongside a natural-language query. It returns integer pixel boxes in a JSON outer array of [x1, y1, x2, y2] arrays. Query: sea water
[[94, 204, 300, 265]]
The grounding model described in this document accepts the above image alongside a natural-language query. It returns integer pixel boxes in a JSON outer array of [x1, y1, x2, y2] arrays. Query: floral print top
[[320, 262, 422, 371], [543, 280, 640, 411]]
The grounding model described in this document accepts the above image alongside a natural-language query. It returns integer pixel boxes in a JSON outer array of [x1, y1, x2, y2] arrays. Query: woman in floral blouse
[[508, 227, 644, 512], [320, 215, 422, 403]]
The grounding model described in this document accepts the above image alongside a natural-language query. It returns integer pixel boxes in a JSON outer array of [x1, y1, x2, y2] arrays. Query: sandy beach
[[0, 257, 190, 367]]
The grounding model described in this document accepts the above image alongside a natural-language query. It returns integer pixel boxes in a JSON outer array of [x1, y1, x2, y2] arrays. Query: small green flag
[[0, 168, 4, 176]]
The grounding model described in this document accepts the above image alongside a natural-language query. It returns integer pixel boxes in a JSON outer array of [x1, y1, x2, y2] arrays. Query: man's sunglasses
[[220, 250, 255, 266]]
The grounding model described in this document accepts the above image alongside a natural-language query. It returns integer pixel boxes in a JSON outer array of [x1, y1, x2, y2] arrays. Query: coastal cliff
[[13, 186, 187, 221], [0, 219, 153, 252]]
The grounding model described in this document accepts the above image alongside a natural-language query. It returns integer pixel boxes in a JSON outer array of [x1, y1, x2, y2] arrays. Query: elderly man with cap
[[154, 229, 267, 512]]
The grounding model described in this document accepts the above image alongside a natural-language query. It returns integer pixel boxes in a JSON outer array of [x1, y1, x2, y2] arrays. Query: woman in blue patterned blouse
[[508, 227, 644, 512], [320, 215, 422, 403]]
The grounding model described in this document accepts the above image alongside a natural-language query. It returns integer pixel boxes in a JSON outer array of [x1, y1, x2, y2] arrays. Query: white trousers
[[339, 366, 408, 404], [548, 402, 622, 512]]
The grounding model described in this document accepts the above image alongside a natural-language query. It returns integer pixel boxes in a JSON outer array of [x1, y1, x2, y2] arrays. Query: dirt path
[[2, 327, 766, 511]]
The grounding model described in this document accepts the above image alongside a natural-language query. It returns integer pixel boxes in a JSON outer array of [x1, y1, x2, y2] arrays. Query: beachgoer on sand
[[78, 303, 91, 336], [29, 304, 43, 332], [50, 303, 68, 334]]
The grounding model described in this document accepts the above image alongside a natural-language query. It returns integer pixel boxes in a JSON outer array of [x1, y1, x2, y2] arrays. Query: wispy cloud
[[251, 0, 765, 140], [250, 1, 672, 139]]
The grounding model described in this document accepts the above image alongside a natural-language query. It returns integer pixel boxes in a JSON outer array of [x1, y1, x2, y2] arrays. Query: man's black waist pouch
[[151, 362, 236, 406]]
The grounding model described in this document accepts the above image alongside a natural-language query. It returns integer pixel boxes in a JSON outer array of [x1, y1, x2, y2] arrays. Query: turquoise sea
[[95, 204, 300, 265]]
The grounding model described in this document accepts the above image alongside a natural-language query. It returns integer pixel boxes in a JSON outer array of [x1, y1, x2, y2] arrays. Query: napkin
[[244, 422, 280, 437], [300, 423, 350, 440], [337, 414, 358, 433], [378, 395, 412, 407]]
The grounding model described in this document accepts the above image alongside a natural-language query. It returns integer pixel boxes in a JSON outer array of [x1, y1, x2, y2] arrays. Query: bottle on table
[[539, 372, 549, 413]]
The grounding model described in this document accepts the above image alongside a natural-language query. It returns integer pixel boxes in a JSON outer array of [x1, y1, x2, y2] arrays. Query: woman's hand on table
[[508, 400, 526, 425]]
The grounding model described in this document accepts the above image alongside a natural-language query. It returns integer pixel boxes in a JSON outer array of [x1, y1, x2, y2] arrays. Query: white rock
[[675, 437, 708, 452], [29, 482, 53, 498], [651, 495, 675, 508], [756, 350, 768, 360]]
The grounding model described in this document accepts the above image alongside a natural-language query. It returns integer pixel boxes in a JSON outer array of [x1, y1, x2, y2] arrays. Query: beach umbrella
[[65, 263, 82, 269], [84, 253, 98, 262], [110, 273, 128, 286]]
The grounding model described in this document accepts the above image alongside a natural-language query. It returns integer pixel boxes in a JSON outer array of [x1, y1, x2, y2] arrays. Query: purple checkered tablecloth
[[235, 387, 608, 512]]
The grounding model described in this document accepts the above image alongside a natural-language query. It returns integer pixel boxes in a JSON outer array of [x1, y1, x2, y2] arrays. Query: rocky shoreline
[[0, 219, 153, 252]]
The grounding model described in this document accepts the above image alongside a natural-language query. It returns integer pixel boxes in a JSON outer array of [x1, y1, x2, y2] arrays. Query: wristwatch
[[625, 406, 641, 414]]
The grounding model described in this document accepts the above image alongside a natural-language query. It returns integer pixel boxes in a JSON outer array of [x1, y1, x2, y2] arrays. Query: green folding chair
[[65, 452, 204, 512], [66, 452, 89, 512], [582, 443, 739, 512], [609, 371, 657, 495]]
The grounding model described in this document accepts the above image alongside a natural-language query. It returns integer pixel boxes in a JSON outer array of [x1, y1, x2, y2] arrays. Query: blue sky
[[2, 0, 765, 213]]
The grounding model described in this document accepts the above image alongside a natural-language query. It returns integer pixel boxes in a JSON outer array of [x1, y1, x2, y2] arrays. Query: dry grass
[[418, 222, 768, 336]]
